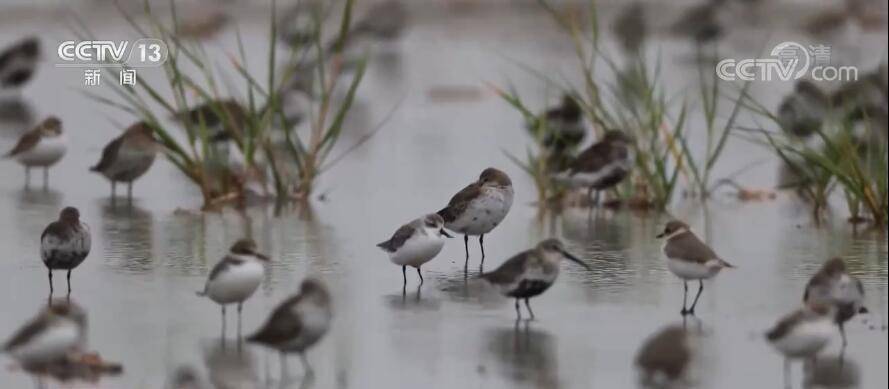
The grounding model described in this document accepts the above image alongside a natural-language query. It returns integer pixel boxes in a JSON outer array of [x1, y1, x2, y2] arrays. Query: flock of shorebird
[[0, 1, 880, 386]]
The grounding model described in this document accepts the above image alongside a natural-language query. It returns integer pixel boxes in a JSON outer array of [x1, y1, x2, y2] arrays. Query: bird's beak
[[859, 306, 869, 314], [655, 232, 665, 239], [559, 249, 591, 270], [440, 229, 453, 238], [254, 252, 271, 261]]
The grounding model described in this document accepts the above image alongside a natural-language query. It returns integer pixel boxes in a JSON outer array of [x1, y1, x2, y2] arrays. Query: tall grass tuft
[[84, 0, 368, 210]]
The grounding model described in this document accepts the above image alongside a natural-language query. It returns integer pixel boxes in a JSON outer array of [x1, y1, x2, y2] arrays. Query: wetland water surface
[[1, 2, 887, 388]]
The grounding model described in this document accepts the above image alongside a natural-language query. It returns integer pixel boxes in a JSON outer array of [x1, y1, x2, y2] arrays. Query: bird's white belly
[[207, 262, 264, 304], [448, 189, 513, 235], [666, 259, 715, 280], [771, 319, 833, 358], [389, 235, 444, 267], [16, 136, 67, 167], [9, 322, 80, 365]]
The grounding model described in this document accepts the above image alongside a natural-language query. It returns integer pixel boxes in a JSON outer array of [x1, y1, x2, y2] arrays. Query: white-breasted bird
[[656, 220, 734, 316], [4, 116, 66, 188], [377, 213, 452, 286], [41, 206, 91, 296], [2, 300, 87, 369], [803, 257, 868, 347], [197, 238, 270, 336], [766, 303, 836, 386]]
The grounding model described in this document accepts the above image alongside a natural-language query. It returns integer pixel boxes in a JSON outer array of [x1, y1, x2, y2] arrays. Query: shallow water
[[1, 2, 888, 388]]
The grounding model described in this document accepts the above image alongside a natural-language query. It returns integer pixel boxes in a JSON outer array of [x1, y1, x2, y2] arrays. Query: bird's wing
[[4, 129, 40, 157], [207, 255, 245, 283], [90, 135, 124, 172], [803, 273, 832, 304], [377, 224, 416, 253], [663, 233, 719, 264], [248, 294, 304, 344], [480, 250, 531, 285], [765, 309, 805, 341], [2, 313, 49, 351], [568, 142, 613, 174], [437, 181, 481, 223]]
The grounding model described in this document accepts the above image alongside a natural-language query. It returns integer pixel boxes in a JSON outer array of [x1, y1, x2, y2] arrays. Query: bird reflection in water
[[634, 324, 692, 389], [202, 341, 259, 389], [485, 321, 559, 388], [803, 355, 859, 389], [101, 201, 154, 272]]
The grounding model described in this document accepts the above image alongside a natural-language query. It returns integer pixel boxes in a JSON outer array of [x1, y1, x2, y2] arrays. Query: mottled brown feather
[[437, 181, 482, 223], [90, 136, 124, 173], [4, 129, 40, 157]]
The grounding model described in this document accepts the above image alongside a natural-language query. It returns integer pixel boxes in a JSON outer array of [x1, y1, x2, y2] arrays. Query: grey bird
[[480, 239, 590, 320], [247, 278, 332, 377], [377, 213, 452, 286], [803, 257, 868, 347], [41, 207, 91, 296], [766, 303, 836, 387], [656, 220, 734, 316], [4, 116, 66, 188], [2, 299, 87, 370], [612, 2, 647, 57], [0, 36, 40, 90], [635, 326, 690, 386], [437, 168, 514, 267], [554, 130, 634, 206], [90, 121, 159, 202], [777, 80, 830, 138]]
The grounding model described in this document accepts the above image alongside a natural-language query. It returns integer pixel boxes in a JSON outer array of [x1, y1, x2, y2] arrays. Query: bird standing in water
[[41, 207, 91, 297]]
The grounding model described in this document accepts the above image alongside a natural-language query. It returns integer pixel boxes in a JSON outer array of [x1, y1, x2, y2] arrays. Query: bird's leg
[[48, 270, 53, 296], [66, 270, 72, 296], [279, 352, 289, 382], [25, 167, 30, 189], [237, 302, 243, 340], [783, 358, 791, 389], [594, 190, 601, 207], [839, 322, 847, 347], [524, 298, 535, 320], [110, 181, 116, 203], [127, 182, 133, 203], [300, 352, 313, 376], [463, 234, 469, 265], [681, 281, 689, 315], [479, 235, 485, 267], [402, 265, 407, 286], [221, 306, 227, 341], [586, 186, 594, 207], [514, 298, 522, 320], [43, 167, 49, 190], [416, 266, 423, 285], [688, 280, 704, 315]]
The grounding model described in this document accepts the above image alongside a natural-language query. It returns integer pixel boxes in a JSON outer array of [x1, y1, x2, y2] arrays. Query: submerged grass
[[84, 0, 368, 210]]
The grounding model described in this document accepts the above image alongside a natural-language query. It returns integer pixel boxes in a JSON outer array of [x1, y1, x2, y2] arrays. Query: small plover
[[657, 220, 734, 316], [634, 326, 689, 385], [766, 303, 836, 384], [0, 36, 40, 90], [2, 299, 87, 369], [247, 278, 332, 375], [437, 168, 514, 267], [377, 213, 452, 286], [197, 238, 270, 336], [777, 80, 830, 138], [554, 130, 634, 205], [41, 207, 91, 296], [480, 239, 590, 320], [4, 116, 66, 188], [803, 257, 868, 346], [90, 121, 159, 201]]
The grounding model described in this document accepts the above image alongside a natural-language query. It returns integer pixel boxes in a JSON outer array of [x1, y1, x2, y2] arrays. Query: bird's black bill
[[559, 249, 591, 270], [655, 232, 665, 239], [254, 252, 271, 261], [859, 306, 869, 314], [440, 229, 454, 238]]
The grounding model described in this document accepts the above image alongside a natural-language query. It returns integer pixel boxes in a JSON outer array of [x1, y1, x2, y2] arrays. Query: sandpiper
[[90, 121, 159, 201], [777, 80, 830, 138], [377, 213, 452, 286], [766, 303, 836, 386], [480, 239, 590, 320], [247, 278, 332, 376], [437, 168, 514, 267], [635, 326, 690, 386], [554, 130, 634, 205], [537, 94, 585, 154], [176, 99, 246, 144], [4, 116, 66, 188], [803, 257, 868, 347], [657, 220, 734, 316], [41, 207, 91, 296], [197, 238, 270, 336], [0, 37, 40, 90], [2, 299, 87, 369]]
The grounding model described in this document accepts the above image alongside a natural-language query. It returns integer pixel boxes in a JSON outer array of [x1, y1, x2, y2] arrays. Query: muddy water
[[1, 2, 887, 389]]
